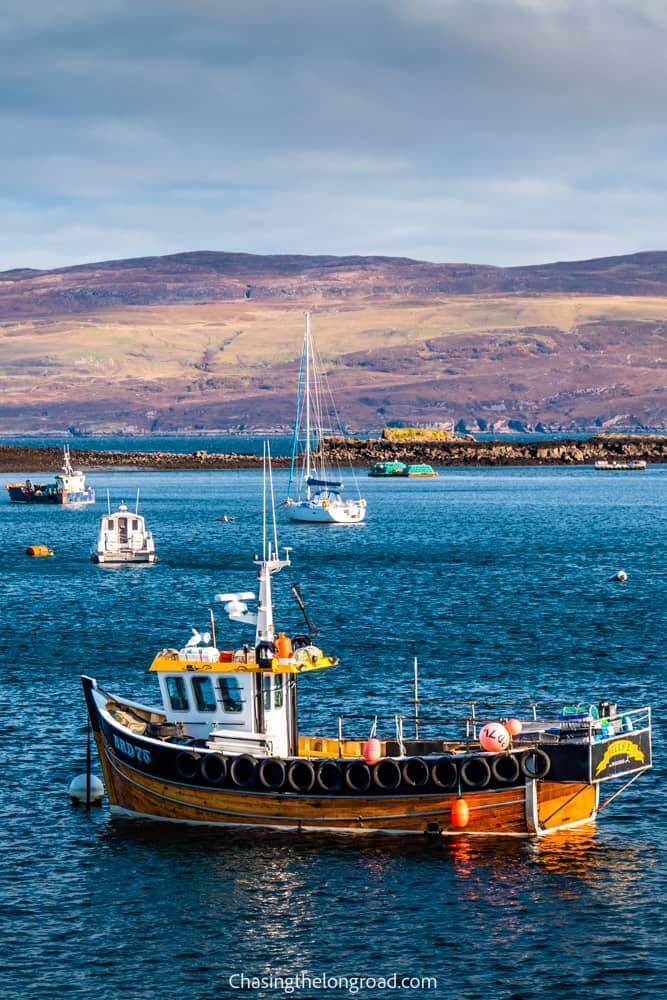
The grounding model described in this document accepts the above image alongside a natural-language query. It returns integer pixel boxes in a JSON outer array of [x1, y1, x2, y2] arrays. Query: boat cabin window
[[191, 676, 216, 712], [132, 519, 139, 530], [107, 519, 114, 530], [218, 677, 243, 713], [166, 676, 189, 712], [274, 674, 283, 709], [262, 674, 272, 710]]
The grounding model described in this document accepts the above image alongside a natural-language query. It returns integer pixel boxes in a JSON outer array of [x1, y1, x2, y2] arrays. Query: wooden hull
[[94, 731, 598, 838]]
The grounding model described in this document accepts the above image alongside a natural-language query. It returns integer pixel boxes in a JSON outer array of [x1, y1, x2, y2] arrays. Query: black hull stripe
[[105, 749, 525, 823]]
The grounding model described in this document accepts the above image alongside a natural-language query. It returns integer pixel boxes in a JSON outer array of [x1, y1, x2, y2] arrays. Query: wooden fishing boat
[[82, 450, 652, 838]]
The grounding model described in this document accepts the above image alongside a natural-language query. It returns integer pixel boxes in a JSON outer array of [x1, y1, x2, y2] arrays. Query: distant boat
[[6, 445, 95, 505], [92, 493, 157, 564], [285, 313, 366, 524], [594, 460, 647, 471], [402, 464, 438, 478], [368, 461, 407, 477]]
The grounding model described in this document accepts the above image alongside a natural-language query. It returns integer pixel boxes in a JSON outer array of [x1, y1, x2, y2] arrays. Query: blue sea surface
[[0, 434, 295, 455], [1, 466, 665, 999]]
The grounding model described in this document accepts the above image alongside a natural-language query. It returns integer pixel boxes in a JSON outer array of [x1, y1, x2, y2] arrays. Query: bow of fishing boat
[[81, 446, 652, 838]]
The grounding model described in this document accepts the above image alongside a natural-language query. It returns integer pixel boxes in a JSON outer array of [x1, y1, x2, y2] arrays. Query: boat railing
[[335, 698, 543, 747], [334, 703, 652, 751]]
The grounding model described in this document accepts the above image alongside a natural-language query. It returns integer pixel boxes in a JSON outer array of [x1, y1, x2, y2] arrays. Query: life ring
[[287, 759, 316, 793], [402, 757, 430, 789], [520, 748, 551, 779], [372, 758, 402, 791], [316, 759, 344, 792], [199, 752, 227, 785], [460, 756, 492, 790], [258, 757, 286, 790], [345, 761, 372, 793], [229, 753, 258, 789], [175, 751, 200, 780], [431, 756, 458, 790], [491, 753, 520, 785]]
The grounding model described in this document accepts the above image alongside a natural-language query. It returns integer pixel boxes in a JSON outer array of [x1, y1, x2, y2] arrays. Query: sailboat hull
[[287, 500, 366, 524]]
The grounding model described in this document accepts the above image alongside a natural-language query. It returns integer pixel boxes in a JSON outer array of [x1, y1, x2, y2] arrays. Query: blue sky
[[1, 0, 666, 269]]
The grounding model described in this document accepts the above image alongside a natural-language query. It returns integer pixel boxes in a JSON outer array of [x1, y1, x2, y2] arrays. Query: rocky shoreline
[[0, 436, 665, 473]]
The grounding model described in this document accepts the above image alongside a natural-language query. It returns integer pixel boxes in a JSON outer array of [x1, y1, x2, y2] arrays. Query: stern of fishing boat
[[525, 705, 652, 836]]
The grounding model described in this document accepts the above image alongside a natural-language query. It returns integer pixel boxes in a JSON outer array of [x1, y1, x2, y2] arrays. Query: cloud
[[0, 0, 666, 268]]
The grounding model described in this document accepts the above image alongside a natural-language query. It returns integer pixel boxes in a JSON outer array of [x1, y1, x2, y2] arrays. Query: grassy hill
[[0, 251, 666, 432]]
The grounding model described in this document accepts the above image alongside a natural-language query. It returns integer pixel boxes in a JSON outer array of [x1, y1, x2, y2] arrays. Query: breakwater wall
[[0, 436, 665, 473]]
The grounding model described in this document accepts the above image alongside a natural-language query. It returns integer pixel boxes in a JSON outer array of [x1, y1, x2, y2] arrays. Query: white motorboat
[[285, 313, 366, 525], [92, 494, 158, 564], [594, 460, 647, 471]]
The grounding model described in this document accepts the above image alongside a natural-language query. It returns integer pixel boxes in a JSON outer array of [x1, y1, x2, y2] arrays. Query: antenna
[[267, 440, 279, 558], [106, 488, 111, 515], [209, 608, 217, 649], [135, 488, 140, 515], [290, 581, 320, 637]]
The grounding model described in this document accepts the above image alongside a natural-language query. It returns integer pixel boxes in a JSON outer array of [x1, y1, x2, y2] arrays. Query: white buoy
[[68, 774, 104, 805], [611, 569, 628, 582]]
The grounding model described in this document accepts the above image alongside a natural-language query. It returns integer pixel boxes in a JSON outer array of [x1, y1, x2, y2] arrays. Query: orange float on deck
[[275, 632, 293, 660], [451, 797, 470, 828], [363, 737, 382, 765], [479, 722, 510, 752]]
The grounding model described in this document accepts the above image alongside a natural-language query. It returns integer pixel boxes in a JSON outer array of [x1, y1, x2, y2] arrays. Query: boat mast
[[255, 441, 291, 643], [287, 335, 307, 501], [305, 312, 311, 500]]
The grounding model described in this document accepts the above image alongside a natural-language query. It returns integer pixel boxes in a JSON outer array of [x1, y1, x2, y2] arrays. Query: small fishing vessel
[[594, 460, 647, 471], [402, 464, 438, 478], [91, 494, 157, 564], [6, 446, 95, 505], [82, 448, 651, 837], [285, 313, 366, 524], [369, 461, 407, 477]]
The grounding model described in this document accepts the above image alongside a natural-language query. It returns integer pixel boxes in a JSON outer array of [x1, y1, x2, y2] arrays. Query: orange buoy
[[25, 544, 53, 558], [506, 718, 523, 737], [479, 722, 510, 752], [275, 632, 293, 660], [362, 737, 382, 765], [450, 797, 469, 829]]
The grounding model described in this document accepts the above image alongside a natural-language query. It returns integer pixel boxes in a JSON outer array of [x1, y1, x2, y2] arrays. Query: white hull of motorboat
[[92, 550, 158, 564], [286, 499, 366, 524]]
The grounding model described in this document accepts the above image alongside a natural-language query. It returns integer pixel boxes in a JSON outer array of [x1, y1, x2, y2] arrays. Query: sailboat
[[285, 313, 367, 524]]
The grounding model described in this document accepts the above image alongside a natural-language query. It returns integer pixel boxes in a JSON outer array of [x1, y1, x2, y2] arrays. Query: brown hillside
[[0, 251, 666, 431]]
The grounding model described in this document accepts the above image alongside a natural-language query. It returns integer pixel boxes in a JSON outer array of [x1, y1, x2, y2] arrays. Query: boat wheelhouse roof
[[149, 650, 338, 675]]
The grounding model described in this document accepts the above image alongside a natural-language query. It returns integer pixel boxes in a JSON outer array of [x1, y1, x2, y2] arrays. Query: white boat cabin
[[150, 636, 334, 758], [92, 501, 157, 564]]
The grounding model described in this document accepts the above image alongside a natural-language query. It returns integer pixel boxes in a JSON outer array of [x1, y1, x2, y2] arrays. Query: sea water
[[0, 465, 665, 999]]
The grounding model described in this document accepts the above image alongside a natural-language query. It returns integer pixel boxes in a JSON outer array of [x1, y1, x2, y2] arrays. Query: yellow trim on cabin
[[148, 652, 339, 675]]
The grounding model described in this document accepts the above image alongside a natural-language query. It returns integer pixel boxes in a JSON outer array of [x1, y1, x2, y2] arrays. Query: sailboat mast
[[305, 312, 311, 499]]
